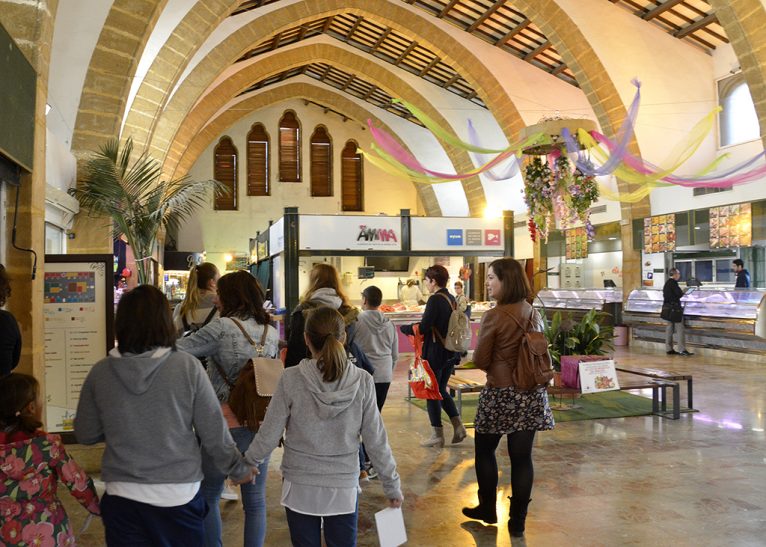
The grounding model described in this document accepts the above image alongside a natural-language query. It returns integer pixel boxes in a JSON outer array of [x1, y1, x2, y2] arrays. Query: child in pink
[[0, 373, 100, 546]]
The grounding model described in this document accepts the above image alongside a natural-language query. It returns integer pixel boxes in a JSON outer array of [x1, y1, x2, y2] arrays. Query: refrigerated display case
[[535, 288, 623, 325], [623, 287, 766, 352]]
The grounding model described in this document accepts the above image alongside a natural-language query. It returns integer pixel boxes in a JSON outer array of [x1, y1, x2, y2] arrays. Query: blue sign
[[447, 229, 464, 246]]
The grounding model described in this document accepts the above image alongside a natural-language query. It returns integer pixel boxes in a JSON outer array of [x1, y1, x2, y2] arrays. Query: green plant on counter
[[70, 138, 227, 285], [543, 309, 614, 371]]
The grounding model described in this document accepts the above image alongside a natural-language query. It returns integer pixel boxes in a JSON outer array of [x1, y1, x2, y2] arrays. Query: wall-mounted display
[[565, 227, 588, 259], [710, 203, 751, 248], [643, 214, 676, 253]]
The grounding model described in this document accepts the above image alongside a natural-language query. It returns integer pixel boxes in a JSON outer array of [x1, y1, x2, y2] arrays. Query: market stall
[[535, 288, 623, 326]]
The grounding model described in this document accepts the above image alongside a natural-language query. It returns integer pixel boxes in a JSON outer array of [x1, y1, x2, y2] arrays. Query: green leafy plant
[[70, 138, 227, 285], [543, 309, 614, 371]]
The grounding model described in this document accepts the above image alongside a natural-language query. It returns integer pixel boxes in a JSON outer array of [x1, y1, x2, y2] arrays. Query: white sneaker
[[221, 483, 239, 501]]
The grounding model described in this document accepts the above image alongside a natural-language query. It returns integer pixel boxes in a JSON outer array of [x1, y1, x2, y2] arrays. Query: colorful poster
[[643, 214, 676, 253], [710, 203, 752, 248], [579, 360, 620, 394], [565, 227, 588, 259]]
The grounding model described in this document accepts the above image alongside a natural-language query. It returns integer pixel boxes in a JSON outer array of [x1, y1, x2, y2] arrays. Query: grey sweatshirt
[[245, 358, 402, 500], [75, 348, 251, 484], [353, 310, 399, 383]]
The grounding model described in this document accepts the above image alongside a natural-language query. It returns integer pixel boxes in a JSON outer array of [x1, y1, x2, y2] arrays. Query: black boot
[[508, 497, 530, 538], [462, 491, 497, 524]]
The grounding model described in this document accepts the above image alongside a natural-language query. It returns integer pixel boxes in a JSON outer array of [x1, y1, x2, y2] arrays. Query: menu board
[[44, 255, 114, 433], [710, 203, 752, 248], [565, 227, 588, 259], [643, 214, 676, 253]]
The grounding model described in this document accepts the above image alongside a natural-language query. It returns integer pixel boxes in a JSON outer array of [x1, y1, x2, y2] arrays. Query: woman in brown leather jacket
[[462, 258, 554, 538]]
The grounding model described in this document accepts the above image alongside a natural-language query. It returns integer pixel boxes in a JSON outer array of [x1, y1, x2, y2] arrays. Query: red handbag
[[408, 325, 442, 400]]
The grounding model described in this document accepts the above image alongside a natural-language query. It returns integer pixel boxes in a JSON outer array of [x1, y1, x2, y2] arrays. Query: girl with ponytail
[[1, 373, 100, 545], [173, 262, 220, 335], [245, 306, 403, 547]]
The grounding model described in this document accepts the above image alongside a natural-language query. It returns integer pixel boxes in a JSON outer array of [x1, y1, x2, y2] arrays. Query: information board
[[579, 359, 620, 394], [43, 255, 114, 432]]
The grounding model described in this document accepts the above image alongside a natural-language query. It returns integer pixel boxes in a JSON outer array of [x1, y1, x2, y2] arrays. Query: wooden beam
[[322, 16, 335, 33], [345, 16, 363, 39], [442, 73, 461, 89], [523, 40, 550, 61], [438, 0, 460, 18], [675, 13, 717, 38], [340, 75, 355, 92], [467, 0, 504, 32], [552, 62, 568, 76], [418, 56, 441, 76], [643, 0, 685, 21], [394, 42, 417, 64], [495, 18, 530, 46]]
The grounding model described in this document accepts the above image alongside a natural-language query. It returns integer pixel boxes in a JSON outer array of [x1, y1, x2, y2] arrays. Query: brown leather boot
[[508, 497, 530, 538], [462, 491, 497, 524]]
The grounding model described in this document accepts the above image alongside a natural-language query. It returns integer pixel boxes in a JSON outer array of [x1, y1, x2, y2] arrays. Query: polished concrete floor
[[63, 344, 766, 546]]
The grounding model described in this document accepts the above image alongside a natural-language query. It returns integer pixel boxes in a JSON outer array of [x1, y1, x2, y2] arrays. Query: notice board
[[43, 255, 114, 433]]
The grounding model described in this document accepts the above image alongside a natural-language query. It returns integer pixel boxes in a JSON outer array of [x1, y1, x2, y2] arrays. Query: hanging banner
[[710, 203, 752, 248], [565, 227, 588, 259], [643, 214, 676, 254]]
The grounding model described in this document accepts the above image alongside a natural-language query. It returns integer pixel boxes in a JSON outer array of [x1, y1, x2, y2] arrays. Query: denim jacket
[[176, 316, 280, 402]]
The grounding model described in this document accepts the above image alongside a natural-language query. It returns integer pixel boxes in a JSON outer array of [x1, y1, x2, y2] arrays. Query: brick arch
[[162, 43, 475, 212], [170, 81, 442, 216], [708, 0, 766, 148], [142, 1, 533, 215], [70, 0, 169, 157]]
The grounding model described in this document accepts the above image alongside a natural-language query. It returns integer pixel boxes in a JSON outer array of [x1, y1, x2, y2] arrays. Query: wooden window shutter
[[214, 137, 237, 210], [310, 126, 332, 197], [341, 141, 363, 211], [279, 111, 301, 182], [247, 123, 269, 196]]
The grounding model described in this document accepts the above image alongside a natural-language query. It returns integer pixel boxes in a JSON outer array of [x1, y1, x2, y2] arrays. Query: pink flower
[[19, 476, 42, 496], [0, 497, 22, 519], [21, 522, 55, 547], [60, 460, 88, 492], [1, 519, 23, 544], [0, 454, 26, 478], [56, 529, 76, 547]]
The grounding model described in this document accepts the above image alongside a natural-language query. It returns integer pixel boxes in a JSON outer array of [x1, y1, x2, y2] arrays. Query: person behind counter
[[400, 265, 466, 447], [663, 268, 693, 357], [400, 278, 426, 306], [462, 258, 554, 538], [0, 264, 21, 377], [733, 259, 751, 288]]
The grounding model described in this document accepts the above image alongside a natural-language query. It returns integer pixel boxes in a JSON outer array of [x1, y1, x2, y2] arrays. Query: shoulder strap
[[436, 291, 457, 311], [182, 315, 190, 331], [213, 360, 235, 388], [499, 306, 533, 333], [229, 317, 257, 346], [201, 307, 217, 327]]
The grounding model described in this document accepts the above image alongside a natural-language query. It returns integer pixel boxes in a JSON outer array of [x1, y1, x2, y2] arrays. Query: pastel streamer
[[467, 120, 520, 181]]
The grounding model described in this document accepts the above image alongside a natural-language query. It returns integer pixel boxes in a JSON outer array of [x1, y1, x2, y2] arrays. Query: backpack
[[182, 307, 217, 369], [503, 308, 554, 391], [433, 292, 472, 352], [214, 318, 284, 431]]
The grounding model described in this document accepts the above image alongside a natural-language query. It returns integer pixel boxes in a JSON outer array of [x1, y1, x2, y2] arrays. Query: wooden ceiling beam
[[345, 16, 363, 39], [675, 12, 717, 39], [496, 18, 530, 46], [523, 40, 550, 61], [371, 28, 392, 50], [442, 73, 461, 89], [394, 42, 418, 64], [340, 75, 355, 92], [467, 0, 504, 32], [418, 56, 441, 76], [643, 0, 685, 21], [322, 16, 335, 33], [438, 0, 461, 18]]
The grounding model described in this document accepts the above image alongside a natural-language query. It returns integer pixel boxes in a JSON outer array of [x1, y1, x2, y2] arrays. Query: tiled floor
[[63, 345, 766, 546]]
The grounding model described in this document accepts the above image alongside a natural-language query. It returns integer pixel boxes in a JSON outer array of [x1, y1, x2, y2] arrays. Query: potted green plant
[[544, 309, 614, 387], [70, 138, 227, 285]]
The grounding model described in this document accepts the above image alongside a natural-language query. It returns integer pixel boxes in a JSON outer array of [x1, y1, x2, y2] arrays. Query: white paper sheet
[[375, 507, 407, 547]]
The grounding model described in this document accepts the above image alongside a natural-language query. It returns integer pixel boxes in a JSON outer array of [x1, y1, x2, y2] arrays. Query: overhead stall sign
[[299, 215, 402, 251]]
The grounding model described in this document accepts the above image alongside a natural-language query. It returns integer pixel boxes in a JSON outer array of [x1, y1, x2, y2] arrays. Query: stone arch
[[171, 81, 442, 216], [708, 0, 766, 148], [163, 43, 472, 213]]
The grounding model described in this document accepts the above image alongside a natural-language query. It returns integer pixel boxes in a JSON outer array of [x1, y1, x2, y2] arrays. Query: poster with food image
[[710, 203, 751, 248], [565, 227, 588, 259], [643, 214, 676, 253], [579, 360, 621, 394]]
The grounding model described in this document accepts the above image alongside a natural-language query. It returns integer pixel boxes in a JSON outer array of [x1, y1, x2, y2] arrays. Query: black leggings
[[474, 431, 536, 503]]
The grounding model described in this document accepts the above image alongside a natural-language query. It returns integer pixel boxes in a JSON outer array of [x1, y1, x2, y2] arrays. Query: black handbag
[[660, 303, 684, 323]]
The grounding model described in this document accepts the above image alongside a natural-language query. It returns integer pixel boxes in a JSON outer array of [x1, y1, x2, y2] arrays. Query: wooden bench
[[619, 379, 681, 420], [615, 366, 694, 412], [448, 374, 484, 416]]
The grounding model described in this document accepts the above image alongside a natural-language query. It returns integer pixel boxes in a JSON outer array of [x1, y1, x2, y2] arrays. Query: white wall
[[178, 98, 421, 270]]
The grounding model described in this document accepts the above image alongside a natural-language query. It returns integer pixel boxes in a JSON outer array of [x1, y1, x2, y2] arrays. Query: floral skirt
[[474, 385, 555, 435]]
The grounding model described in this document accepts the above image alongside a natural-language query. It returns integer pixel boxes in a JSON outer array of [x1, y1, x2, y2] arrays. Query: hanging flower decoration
[[523, 152, 599, 242]]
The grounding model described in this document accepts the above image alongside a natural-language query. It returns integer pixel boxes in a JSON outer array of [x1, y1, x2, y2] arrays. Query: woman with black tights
[[462, 258, 554, 538]]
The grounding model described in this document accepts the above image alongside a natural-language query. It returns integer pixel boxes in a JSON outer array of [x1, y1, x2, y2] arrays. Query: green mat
[[408, 390, 655, 424]]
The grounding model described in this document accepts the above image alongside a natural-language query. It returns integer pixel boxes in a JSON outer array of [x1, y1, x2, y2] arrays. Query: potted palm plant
[[70, 138, 226, 285]]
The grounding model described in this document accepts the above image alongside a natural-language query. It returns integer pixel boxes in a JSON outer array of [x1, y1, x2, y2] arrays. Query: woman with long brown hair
[[284, 263, 359, 367], [177, 270, 279, 547], [461, 258, 554, 538], [172, 262, 220, 335]]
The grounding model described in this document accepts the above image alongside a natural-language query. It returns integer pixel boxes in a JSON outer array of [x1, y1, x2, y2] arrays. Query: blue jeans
[[427, 365, 459, 427], [284, 498, 359, 547], [201, 427, 270, 547]]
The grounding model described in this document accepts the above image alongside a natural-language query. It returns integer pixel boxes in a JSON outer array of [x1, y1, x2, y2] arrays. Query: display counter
[[623, 288, 766, 353], [535, 288, 623, 325], [383, 306, 487, 353]]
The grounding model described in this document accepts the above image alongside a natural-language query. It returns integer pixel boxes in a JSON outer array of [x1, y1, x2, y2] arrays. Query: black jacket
[[400, 288, 457, 370], [663, 278, 683, 305], [735, 269, 751, 288], [0, 310, 21, 377]]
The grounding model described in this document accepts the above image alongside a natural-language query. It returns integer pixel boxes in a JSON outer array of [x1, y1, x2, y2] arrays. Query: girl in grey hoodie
[[245, 307, 402, 547]]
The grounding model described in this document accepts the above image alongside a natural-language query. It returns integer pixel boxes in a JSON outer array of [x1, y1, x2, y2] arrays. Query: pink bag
[[561, 355, 610, 389]]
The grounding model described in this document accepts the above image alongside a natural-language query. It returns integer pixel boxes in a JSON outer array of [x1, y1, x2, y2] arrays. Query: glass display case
[[624, 287, 766, 352], [535, 288, 623, 325]]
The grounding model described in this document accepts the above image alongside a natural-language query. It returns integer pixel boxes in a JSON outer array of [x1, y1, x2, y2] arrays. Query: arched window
[[279, 111, 301, 182], [341, 141, 363, 211], [247, 123, 269, 196], [214, 136, 237, 210], [310, 126, 332, 197]]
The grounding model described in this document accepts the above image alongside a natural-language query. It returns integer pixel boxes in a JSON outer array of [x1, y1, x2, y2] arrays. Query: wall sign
[[710, 203, 751, 248], [411, 217, 504, 251], [447, 229, 463, 246], [299, 215, 402, 251], [565, 227, 588, 259], [643, 214, 676, 253], [43, 255, 114, 433]]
